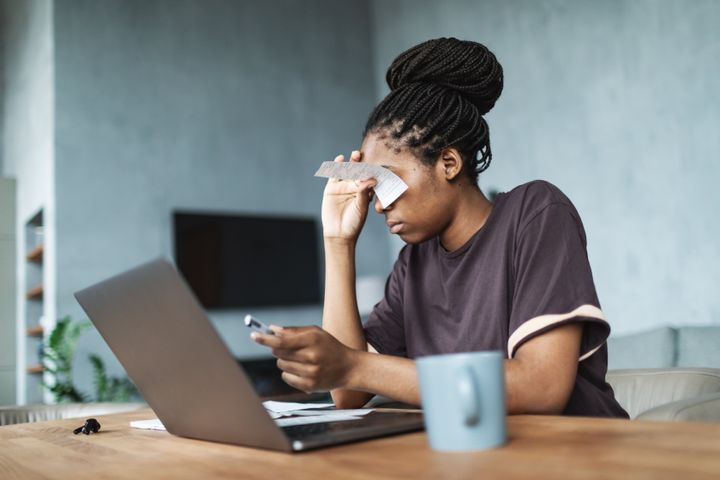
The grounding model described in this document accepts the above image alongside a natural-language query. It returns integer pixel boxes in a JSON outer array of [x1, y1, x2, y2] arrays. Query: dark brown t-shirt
[[364, 180, 628, 418]]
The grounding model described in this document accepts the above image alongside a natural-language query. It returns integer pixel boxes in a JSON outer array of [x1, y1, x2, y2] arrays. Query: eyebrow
[[380, 164, 395, 170]]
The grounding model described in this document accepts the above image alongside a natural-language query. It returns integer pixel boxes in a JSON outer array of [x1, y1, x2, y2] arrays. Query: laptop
[[74, 258, 423, 452]]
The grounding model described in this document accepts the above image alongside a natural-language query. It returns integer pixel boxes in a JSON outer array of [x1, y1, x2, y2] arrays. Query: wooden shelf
[[26, 284, 44, 300], [26, 244, 44, 263], [26, 364, 44, 374], [26, 325, 44, 337]]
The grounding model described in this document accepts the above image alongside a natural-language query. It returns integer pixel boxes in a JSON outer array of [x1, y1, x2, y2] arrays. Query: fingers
[[250, 332, 284, 348], [276, 325, 317, 334], [250, 325, 320, 350], [281, 372, 314, 393], [271, 348, 305, 362], [276, 358, 318, 377], [327, 151, 373, 194], [357, 178, 377, 191], [335, 150, 362, 163]]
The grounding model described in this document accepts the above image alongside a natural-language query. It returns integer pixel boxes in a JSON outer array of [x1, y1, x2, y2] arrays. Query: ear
[[437, 148, 464, 181]]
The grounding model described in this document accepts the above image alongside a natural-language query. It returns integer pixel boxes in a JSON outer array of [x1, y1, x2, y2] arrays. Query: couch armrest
[[636, 392, 720, 422]]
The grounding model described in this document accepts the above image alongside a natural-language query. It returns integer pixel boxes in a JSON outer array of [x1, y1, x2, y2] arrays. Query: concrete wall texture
[[371, 0, 720, 335], [1, 0, 56, 403], [52, 0, 386, 395], [2, 0, 386, 399], [2, 0, 719, 401]]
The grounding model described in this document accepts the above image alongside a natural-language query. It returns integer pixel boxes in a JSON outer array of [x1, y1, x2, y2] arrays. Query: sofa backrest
[[607, 327, 677, 370], [607, 326, 720, 370], [676, 327, 720, 368]]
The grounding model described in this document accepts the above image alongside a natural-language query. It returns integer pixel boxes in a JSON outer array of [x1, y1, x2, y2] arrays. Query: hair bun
[[386, 37, 503, 116]]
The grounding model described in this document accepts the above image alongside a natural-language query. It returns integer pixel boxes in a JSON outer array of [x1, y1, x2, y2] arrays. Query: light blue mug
[[417, 351, 506, 451]]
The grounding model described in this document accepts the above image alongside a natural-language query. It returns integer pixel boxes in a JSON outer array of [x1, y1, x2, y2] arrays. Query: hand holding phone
[[244, 314, 275, 336]]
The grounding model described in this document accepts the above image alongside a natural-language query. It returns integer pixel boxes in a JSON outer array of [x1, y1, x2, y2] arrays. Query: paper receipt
[[314, 161, 408, 209]]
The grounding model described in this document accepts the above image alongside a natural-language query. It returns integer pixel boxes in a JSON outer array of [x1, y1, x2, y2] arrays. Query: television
[[173, 211, 321, 309]]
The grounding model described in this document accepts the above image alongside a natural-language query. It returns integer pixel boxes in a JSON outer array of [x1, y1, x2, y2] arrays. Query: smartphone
[[244, 314, 275, 336]]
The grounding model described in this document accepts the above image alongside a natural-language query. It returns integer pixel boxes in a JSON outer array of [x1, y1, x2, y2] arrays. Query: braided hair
[[363, 37, 503, 183]]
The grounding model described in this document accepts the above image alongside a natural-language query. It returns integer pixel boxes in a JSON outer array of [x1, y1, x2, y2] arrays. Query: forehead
[[360, 133, 419, 169]]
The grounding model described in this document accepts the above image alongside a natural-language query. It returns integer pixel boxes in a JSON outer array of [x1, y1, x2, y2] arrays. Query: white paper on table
[[289, 409, 373, 417], [262, 400, 335, 414], [314, 161, 408, 209], [130, 414, 365, 431], [130, 418, 167, 431], [274, 414, 363, 428], [130, 408, 373, 431], [130, 400, 373, 431]]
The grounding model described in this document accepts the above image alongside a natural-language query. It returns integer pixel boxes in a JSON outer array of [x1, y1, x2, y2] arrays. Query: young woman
[[253, 37, 628, 418]]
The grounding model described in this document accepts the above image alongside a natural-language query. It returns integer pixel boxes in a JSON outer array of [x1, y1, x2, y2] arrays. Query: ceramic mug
[[417, 350, 506, 451]]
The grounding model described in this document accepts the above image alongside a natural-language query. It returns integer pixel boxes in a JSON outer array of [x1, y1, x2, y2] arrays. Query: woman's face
[[360, 133, 458, 244]]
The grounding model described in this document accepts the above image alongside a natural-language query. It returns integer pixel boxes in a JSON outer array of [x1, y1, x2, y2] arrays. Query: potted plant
[[42, 316, 138, 403]]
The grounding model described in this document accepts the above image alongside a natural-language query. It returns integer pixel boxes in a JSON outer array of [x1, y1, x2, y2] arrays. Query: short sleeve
[[507, 203, 610, 360], [363, 246, 409, 357]]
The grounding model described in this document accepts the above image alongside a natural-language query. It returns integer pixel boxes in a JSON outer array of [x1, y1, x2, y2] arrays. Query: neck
[[439, 187, 494, 252]]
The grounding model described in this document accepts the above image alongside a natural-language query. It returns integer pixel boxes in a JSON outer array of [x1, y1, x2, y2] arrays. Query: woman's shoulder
[[501, 180, 573, 208], [496, 180, 583, 232]]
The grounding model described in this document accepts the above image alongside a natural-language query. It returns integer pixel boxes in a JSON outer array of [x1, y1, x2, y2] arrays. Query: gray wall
[[0, 0, 55, 404], [0, 7, 3, 177], [7, 0, 717, 401], [0, 178, 16, 404], [51, 0, 384, 395], [371, 0, 720, 335]]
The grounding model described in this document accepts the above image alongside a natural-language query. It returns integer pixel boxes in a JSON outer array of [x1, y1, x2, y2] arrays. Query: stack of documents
[[130, 401, 374, 430]]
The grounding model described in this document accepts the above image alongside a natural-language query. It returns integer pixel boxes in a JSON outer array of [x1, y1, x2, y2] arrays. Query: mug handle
[[457, 366, 481, 426]]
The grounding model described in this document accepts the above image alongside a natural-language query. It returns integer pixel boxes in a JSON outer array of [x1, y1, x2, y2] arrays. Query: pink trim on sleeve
[[507, 304, 606, 360]]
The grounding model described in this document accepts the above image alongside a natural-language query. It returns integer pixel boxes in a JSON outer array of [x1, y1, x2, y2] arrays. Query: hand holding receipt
[[314, 160, 408, 209], [315, 151, 408, 245]]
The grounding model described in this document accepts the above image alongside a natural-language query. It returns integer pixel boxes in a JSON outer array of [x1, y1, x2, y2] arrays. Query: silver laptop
[[74, 258, 423, 452]]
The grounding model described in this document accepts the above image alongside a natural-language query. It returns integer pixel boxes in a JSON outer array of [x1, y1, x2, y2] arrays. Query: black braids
[[363, 37, 503, 183], [418, 92, 449, 137], [402, 84, 432, 131], [409, 93, 442, 148]]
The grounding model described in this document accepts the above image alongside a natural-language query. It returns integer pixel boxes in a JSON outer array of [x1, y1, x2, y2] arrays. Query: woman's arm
[[317, 150, 377, 408], [322, 239, 375, 408], [252, 322, 583, 413], [504, 323, 582, 414]]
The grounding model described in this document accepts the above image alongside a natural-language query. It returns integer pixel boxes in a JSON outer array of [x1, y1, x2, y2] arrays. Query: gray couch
[[607, 326, 720, 370], [606, 326, 720, 421]]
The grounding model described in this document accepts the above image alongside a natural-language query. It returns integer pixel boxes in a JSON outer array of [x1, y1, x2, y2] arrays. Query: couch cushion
[[606, 327, 676, 370], [606, 368, 720, 419], [676, 327, 720, 368], [636, 392, 720, 422]]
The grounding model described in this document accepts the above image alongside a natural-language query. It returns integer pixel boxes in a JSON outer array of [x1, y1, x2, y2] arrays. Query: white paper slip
[[290, 409, 373, 417], [130, 418, 166, 431], [262, 400, 335, 414], [129, 412, 368, 430], [314, 161, 408, 209], [274, 414, 362, 428]]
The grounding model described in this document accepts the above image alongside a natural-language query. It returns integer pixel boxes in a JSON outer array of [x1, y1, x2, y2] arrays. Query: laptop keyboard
[[283, 417, 367, 438]]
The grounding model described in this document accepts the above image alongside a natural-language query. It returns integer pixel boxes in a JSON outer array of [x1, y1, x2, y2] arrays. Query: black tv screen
[[173, 212, 321, 309]]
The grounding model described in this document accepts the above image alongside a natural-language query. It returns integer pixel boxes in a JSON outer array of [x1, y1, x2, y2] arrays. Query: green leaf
[[41, 316, 91, 403], [89, 353, 109, 402]]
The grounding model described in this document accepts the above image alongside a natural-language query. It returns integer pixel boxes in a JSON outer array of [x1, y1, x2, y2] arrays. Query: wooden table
[[1, 408, 719, 479]]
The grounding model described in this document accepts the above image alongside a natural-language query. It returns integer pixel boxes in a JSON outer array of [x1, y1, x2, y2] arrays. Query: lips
[[386, 220, 403, 234]]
